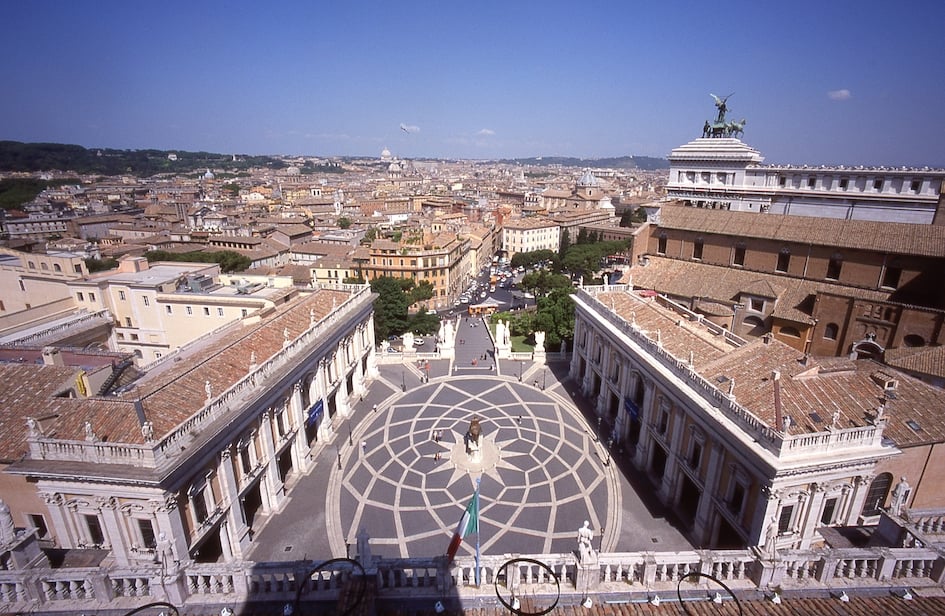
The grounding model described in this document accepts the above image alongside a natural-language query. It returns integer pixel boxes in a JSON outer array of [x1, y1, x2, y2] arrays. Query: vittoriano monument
[[702, 93, 746, 138]]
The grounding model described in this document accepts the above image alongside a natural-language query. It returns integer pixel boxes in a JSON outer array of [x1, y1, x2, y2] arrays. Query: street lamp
[[599, 525, 605, 552], [518, 361, 523, 382], [347, 419, 353, 447], [336, 445, 342, 470], [542, 368, 547, 390], [597, 417, 602, 442], [401, 369, 406, 392], [605, 437, 614, 466]]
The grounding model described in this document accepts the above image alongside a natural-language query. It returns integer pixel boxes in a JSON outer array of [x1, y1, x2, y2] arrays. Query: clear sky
[[2, 0, 943, 166]]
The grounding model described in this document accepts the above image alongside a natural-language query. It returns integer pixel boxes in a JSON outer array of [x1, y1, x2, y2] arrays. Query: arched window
[[53, 263, 62, 272], [657, 233, 667, 255], [903, 334, 925, 348], [863, 473, 893, 516], [823, 323, 839, 340], [41, 262, 49, 270], [742, 315, 766, 336]]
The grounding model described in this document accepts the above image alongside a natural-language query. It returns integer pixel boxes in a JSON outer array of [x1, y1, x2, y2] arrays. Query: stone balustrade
[[2, 545, 943, 613]]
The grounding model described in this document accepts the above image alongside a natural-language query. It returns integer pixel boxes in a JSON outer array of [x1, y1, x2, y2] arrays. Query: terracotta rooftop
[[0, 364, 81, 461], [10, 288, 353, 449], [658, 204, 945, 258], [590, 290, 945, 445], [884, 345, 945, 381], [630, 256, 893, 324]]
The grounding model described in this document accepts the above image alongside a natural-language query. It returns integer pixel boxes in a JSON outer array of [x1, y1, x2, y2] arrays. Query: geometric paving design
[[329, 376, 618, 560]]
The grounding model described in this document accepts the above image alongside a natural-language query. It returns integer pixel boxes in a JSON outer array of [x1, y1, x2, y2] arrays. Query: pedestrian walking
[[372, 404, 377, 413], [361, 440, 367, 453]]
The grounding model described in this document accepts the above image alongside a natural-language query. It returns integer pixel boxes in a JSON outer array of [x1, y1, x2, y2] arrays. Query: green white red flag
[[446, 490, 479, 563]]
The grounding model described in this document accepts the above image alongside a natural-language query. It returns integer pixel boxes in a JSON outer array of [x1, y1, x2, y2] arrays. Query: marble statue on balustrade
[[577, 520, 597, 563], [534, 331, 545, 353], [891, 477, 911, 516], [0, 499, 15, 546], [402, 331, 415, 352]]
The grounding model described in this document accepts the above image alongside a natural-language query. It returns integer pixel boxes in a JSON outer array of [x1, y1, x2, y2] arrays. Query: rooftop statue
[[703, 93, 746, 139]]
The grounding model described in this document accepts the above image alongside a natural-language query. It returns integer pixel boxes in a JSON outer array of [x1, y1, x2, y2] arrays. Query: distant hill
[[0, 141, 287, 177], [501, 155, 669, 171]]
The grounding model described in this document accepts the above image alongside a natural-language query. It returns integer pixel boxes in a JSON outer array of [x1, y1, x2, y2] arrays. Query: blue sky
[[1, 1, 943, 165]]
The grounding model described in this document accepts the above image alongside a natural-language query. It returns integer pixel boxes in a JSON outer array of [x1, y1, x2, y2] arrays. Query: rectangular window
[[882, 267, 902, 289], [657, 235, 667, 255], [166, 305, 172, 315], [778, 505, 794, 533], [776, 251, 790, 272], [728, 482, 746, 515], [241, 309, 248, 317], [186, 306, 193, 316], [192, 491, 208, 524], [750, 298, 764, 312], [28, 514, 49, 539], [89, 293, 95, 302], [118, 290, 126, 301], [778, 176, 786, 187], [911, 179, 921, 192], [692, 240, 703, 260], [839, 178, 849, 190], [84, 514, 105, 545], [821, 498, 838, 525], [826, 257, 842, 280], [688, 441, 702, 469], [657, 409, 669, 435], [137, 519, 157, 549], [124, 317, 132, 327], [807, 177, 816, 188], [217, 307, 224, 317], [77, 292, 85, 301], [143, 296, 149, 307], [203, 306, 210, 316], [117, 333, 125, 340], [733, 246, 746, 266]]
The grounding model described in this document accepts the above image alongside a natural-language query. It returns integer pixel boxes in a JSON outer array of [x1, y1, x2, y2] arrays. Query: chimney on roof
[[41, 347, 64, 367], [763, 333, 773, 344]]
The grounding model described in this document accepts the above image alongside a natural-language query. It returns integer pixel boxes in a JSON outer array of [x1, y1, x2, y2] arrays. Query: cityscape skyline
[[2, 1, 944, 167]]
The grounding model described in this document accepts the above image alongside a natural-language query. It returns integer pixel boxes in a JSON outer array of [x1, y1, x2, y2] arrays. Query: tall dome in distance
[[380, 147, 393, 163]]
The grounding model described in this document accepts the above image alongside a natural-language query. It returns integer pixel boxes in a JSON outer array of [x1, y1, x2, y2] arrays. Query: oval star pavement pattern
[[329, 376, 618, 560]]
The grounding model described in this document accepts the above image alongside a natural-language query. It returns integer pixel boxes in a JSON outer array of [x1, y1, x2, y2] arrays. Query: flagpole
[[475, 476, 481, 586]]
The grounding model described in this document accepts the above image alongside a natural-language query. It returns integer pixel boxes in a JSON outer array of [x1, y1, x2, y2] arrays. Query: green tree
[[619, 209, 634, 227], [576, 227, 589, 245], [337, 217, 352, 229], [409, 307, 440, 335], [558, 228, 571, 258], [408, 280, 435, 304], [370, 276, 411, 340], [84, 257, 118, 273]]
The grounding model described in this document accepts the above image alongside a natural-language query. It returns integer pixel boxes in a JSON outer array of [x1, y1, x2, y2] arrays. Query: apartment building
[[68, 257, 287, 365], [358, 233, 471, 310], [501, 218, 559, 257]]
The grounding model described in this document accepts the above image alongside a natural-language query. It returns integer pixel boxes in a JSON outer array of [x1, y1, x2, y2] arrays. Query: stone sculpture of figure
[[283, 327, 290, 345], [443, 319, 454, 345], [764, 515, 779, 557], [250, 350, 257, 368], [561, 340, 567, 354], [141, 421, 154, 443], [504, 321, 511, 346], [891, 477, 911, 516], [26, 417, 41, 438], [465, 416, 483, 463], [831, 408, 842, 429], [534, 331, 545, 353], [703, 120, 711, 138], [402, 332, 415, 352], [711, 93, 731, 124], [84, 421, 97, 442], [578, 520, 596, 561], [310, 308, 316, 326], [0, 499, 15, 545], [205, 380, 213, 401]]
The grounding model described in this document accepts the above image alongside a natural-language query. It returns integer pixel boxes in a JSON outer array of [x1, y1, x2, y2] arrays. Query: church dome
[[578, 169, 600, 187]]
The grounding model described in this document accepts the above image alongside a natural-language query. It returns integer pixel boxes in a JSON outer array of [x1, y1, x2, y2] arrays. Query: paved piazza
[[328, 376, 618, 560]]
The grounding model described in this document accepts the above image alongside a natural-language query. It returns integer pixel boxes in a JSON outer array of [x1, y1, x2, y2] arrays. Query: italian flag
[[446, 491, 479, 563]]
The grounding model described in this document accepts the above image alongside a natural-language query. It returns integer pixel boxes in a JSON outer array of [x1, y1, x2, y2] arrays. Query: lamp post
[[347, 419, 353, 447], [401, 369, 406, 392], [518, 361, 523, 382], [542, 368, 547, 390], [336, 445, 342, 470], [597, 417, 602, 442], [605, 437, 613, 466], [599, 525, 605, 552]]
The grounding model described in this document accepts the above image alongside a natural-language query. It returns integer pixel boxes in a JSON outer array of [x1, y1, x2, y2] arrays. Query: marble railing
[[5, 309, 112, 346], [2, 545, 944, 613], [577, 288, 886, 459]]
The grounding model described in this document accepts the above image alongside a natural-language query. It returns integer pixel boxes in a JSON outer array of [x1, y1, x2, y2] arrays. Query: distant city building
[[501, 218, 559, 256]]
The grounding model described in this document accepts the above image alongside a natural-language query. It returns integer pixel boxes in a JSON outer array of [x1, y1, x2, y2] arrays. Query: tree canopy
[[370, 276, 440, 341], [144, 250, 251, 273]]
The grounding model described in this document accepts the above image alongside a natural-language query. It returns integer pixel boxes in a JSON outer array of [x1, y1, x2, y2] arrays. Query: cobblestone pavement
[[248, 358, 692, 564]]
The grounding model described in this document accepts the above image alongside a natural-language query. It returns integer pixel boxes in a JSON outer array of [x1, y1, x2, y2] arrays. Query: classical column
[[658, 404, 685, 502], [365, 319, 380, 379], [844, 473, 874, 524], [693, 441, 724, 544], [258, 410, 284, 511], [632, 379, 654, 469], [217, 446, 246, 532], [40, 492, 71, 549], [96, 496, 130, 566], [798, 483, 827, 550], [152, 494, 189, 567]]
